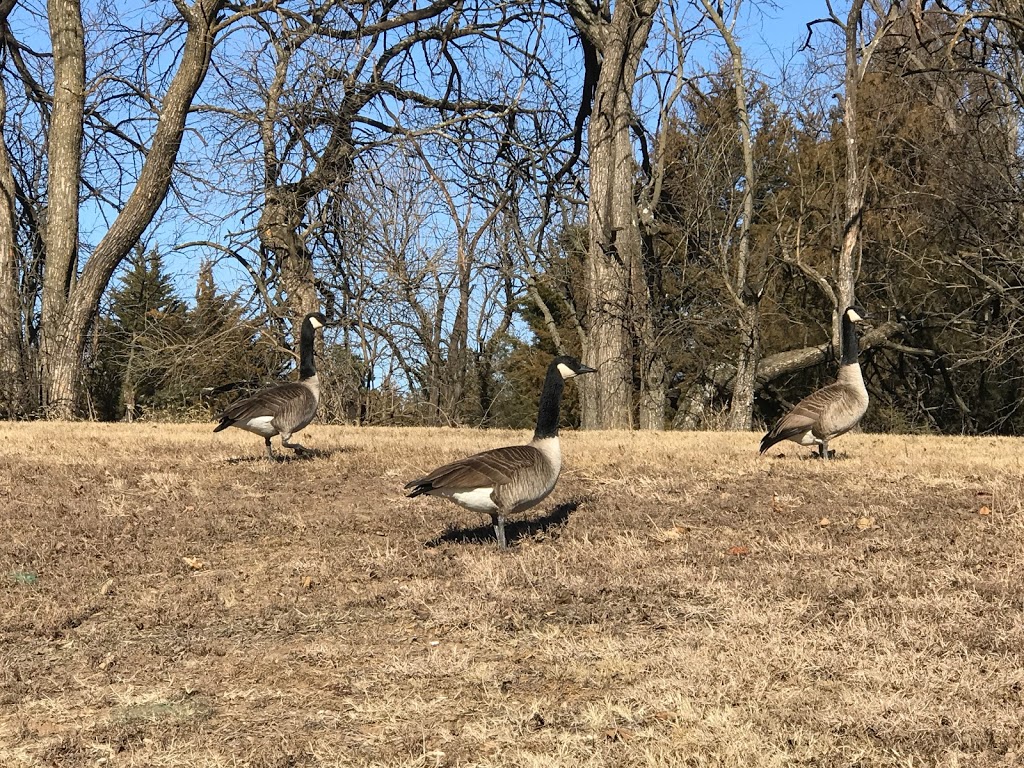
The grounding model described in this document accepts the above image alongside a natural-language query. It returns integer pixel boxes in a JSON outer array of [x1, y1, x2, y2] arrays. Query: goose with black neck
[[214, 312, 327, 460], [759, 306, 870, 459], [405, 355, 596, 547]]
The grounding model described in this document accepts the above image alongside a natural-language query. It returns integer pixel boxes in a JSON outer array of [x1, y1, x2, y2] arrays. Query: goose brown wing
[[405, 445, 540, 496], [217, 382, 314, 426], [761, 383, 847, 449]]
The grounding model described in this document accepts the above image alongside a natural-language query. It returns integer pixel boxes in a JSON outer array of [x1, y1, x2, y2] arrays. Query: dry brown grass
[[2, 421, 1023, 767]]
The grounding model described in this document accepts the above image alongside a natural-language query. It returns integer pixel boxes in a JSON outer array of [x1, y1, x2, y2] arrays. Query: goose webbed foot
[[281, 437, 308, 456]]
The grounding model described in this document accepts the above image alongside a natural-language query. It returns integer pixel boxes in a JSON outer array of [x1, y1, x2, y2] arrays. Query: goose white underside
[[790, 431, 823, 447], [439, 486, 499, 513], [236, 416, 277, 438]]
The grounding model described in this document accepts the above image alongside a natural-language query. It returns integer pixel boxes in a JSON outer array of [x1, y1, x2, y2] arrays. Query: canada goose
[[405, 355, 596, 547], [760, 306, 869, 459], [214, 312, 327, 459]]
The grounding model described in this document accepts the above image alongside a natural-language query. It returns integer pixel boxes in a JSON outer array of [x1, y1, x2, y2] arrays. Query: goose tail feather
[[404, 479, 432, 498]]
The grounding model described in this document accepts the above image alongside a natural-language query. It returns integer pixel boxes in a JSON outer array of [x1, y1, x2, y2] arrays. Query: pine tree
[[177, 262, 283, 415], [92, 248, 186, 420]]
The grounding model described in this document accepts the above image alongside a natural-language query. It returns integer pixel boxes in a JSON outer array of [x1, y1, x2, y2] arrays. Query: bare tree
[[810, 0, 900, 342], [695, 0, 764, 430], [197, 0, 551, 331], [564, 0, 661, 429], [0, 21, 24, 416], [0, 0, 230, 417]]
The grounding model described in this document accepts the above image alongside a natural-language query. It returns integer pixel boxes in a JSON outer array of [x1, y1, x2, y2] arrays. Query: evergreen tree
[[95, 248, 186, 420], [176, 262, 283, 416], [89, 256, 285, 420]]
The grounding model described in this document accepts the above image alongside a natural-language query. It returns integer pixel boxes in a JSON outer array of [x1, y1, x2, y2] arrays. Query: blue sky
[[116, 1, 837, 308]]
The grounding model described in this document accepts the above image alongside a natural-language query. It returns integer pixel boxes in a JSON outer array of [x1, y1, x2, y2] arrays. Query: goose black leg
[[819, 439, 830, 460], [264, 437, 274, 460], [492, 513, 508, 549]]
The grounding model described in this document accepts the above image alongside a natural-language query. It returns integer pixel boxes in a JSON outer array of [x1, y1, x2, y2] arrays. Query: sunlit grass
[[1, 422, 1022, 766]]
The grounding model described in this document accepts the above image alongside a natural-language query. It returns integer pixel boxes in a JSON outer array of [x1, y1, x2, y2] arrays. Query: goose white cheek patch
[[557, 363, 575, 379]]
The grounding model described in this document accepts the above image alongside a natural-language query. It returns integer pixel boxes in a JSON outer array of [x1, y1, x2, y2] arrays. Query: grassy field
[[1, 422, 1022, 767]]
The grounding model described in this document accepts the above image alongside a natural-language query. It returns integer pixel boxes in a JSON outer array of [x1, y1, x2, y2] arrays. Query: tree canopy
[[4, 1, 1024, 435]]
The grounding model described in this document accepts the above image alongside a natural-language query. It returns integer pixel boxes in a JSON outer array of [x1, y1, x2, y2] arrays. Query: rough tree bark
[[260, 194, 320, 320], [36, 0, 226, 418], [566, 0, 660, 430], [0, 48, 25, 416], [37, 0, 86, 417], [253, 14, 333, 324], [633, 231, 666, 430]]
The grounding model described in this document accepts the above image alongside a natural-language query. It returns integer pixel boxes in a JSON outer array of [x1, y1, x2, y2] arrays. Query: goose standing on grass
[[760, 306, 869, 459], [214, 312, 327, 460], [405, 355, 596, 548]]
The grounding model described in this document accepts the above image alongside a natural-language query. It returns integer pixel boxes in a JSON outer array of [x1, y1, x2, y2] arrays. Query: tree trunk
[[833, 0, 898, 344], [0, 75, 25, 416], [673, 362, 728, 430], [446, 249, 472, 421], [39, 0, 85, 417], [725, 302, 761, 430], [636, 342, 666, 429], [36, 0, 226, 417], [260, 193, 321, 319], [570, 0, 658, 430], [583, 129, 634, 429], [122, 336, 137, 423], [701, 0, 763, 432], [634, 231, 665, 429], [836, 0, 866, 345]]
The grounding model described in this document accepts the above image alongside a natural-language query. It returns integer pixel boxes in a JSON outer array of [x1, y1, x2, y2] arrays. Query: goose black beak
[[577, 364, 598, 375]]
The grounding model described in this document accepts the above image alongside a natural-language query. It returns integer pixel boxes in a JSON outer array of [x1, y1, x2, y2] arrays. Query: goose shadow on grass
[[224, 446, 349, 464], [793, 449, 850, 461], [424, 496, 588, 548]]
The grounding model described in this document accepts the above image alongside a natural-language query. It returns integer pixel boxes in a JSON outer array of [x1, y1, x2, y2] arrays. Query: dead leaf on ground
[[603, 727, 634, 742], [181, 556, 205, 570], [856, 516, 875, 530], [302, 576, 315, 589], [818, 517, 831, 527], [978, 506, 991, 516], [726, 545, 750, 557], [653, 710, 679, 722]]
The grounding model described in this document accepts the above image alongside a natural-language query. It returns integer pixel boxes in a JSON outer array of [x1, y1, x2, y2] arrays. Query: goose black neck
[[533, 364, 566, 440], [840, 312, 860, 366], [299, 319, 317, 380]]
